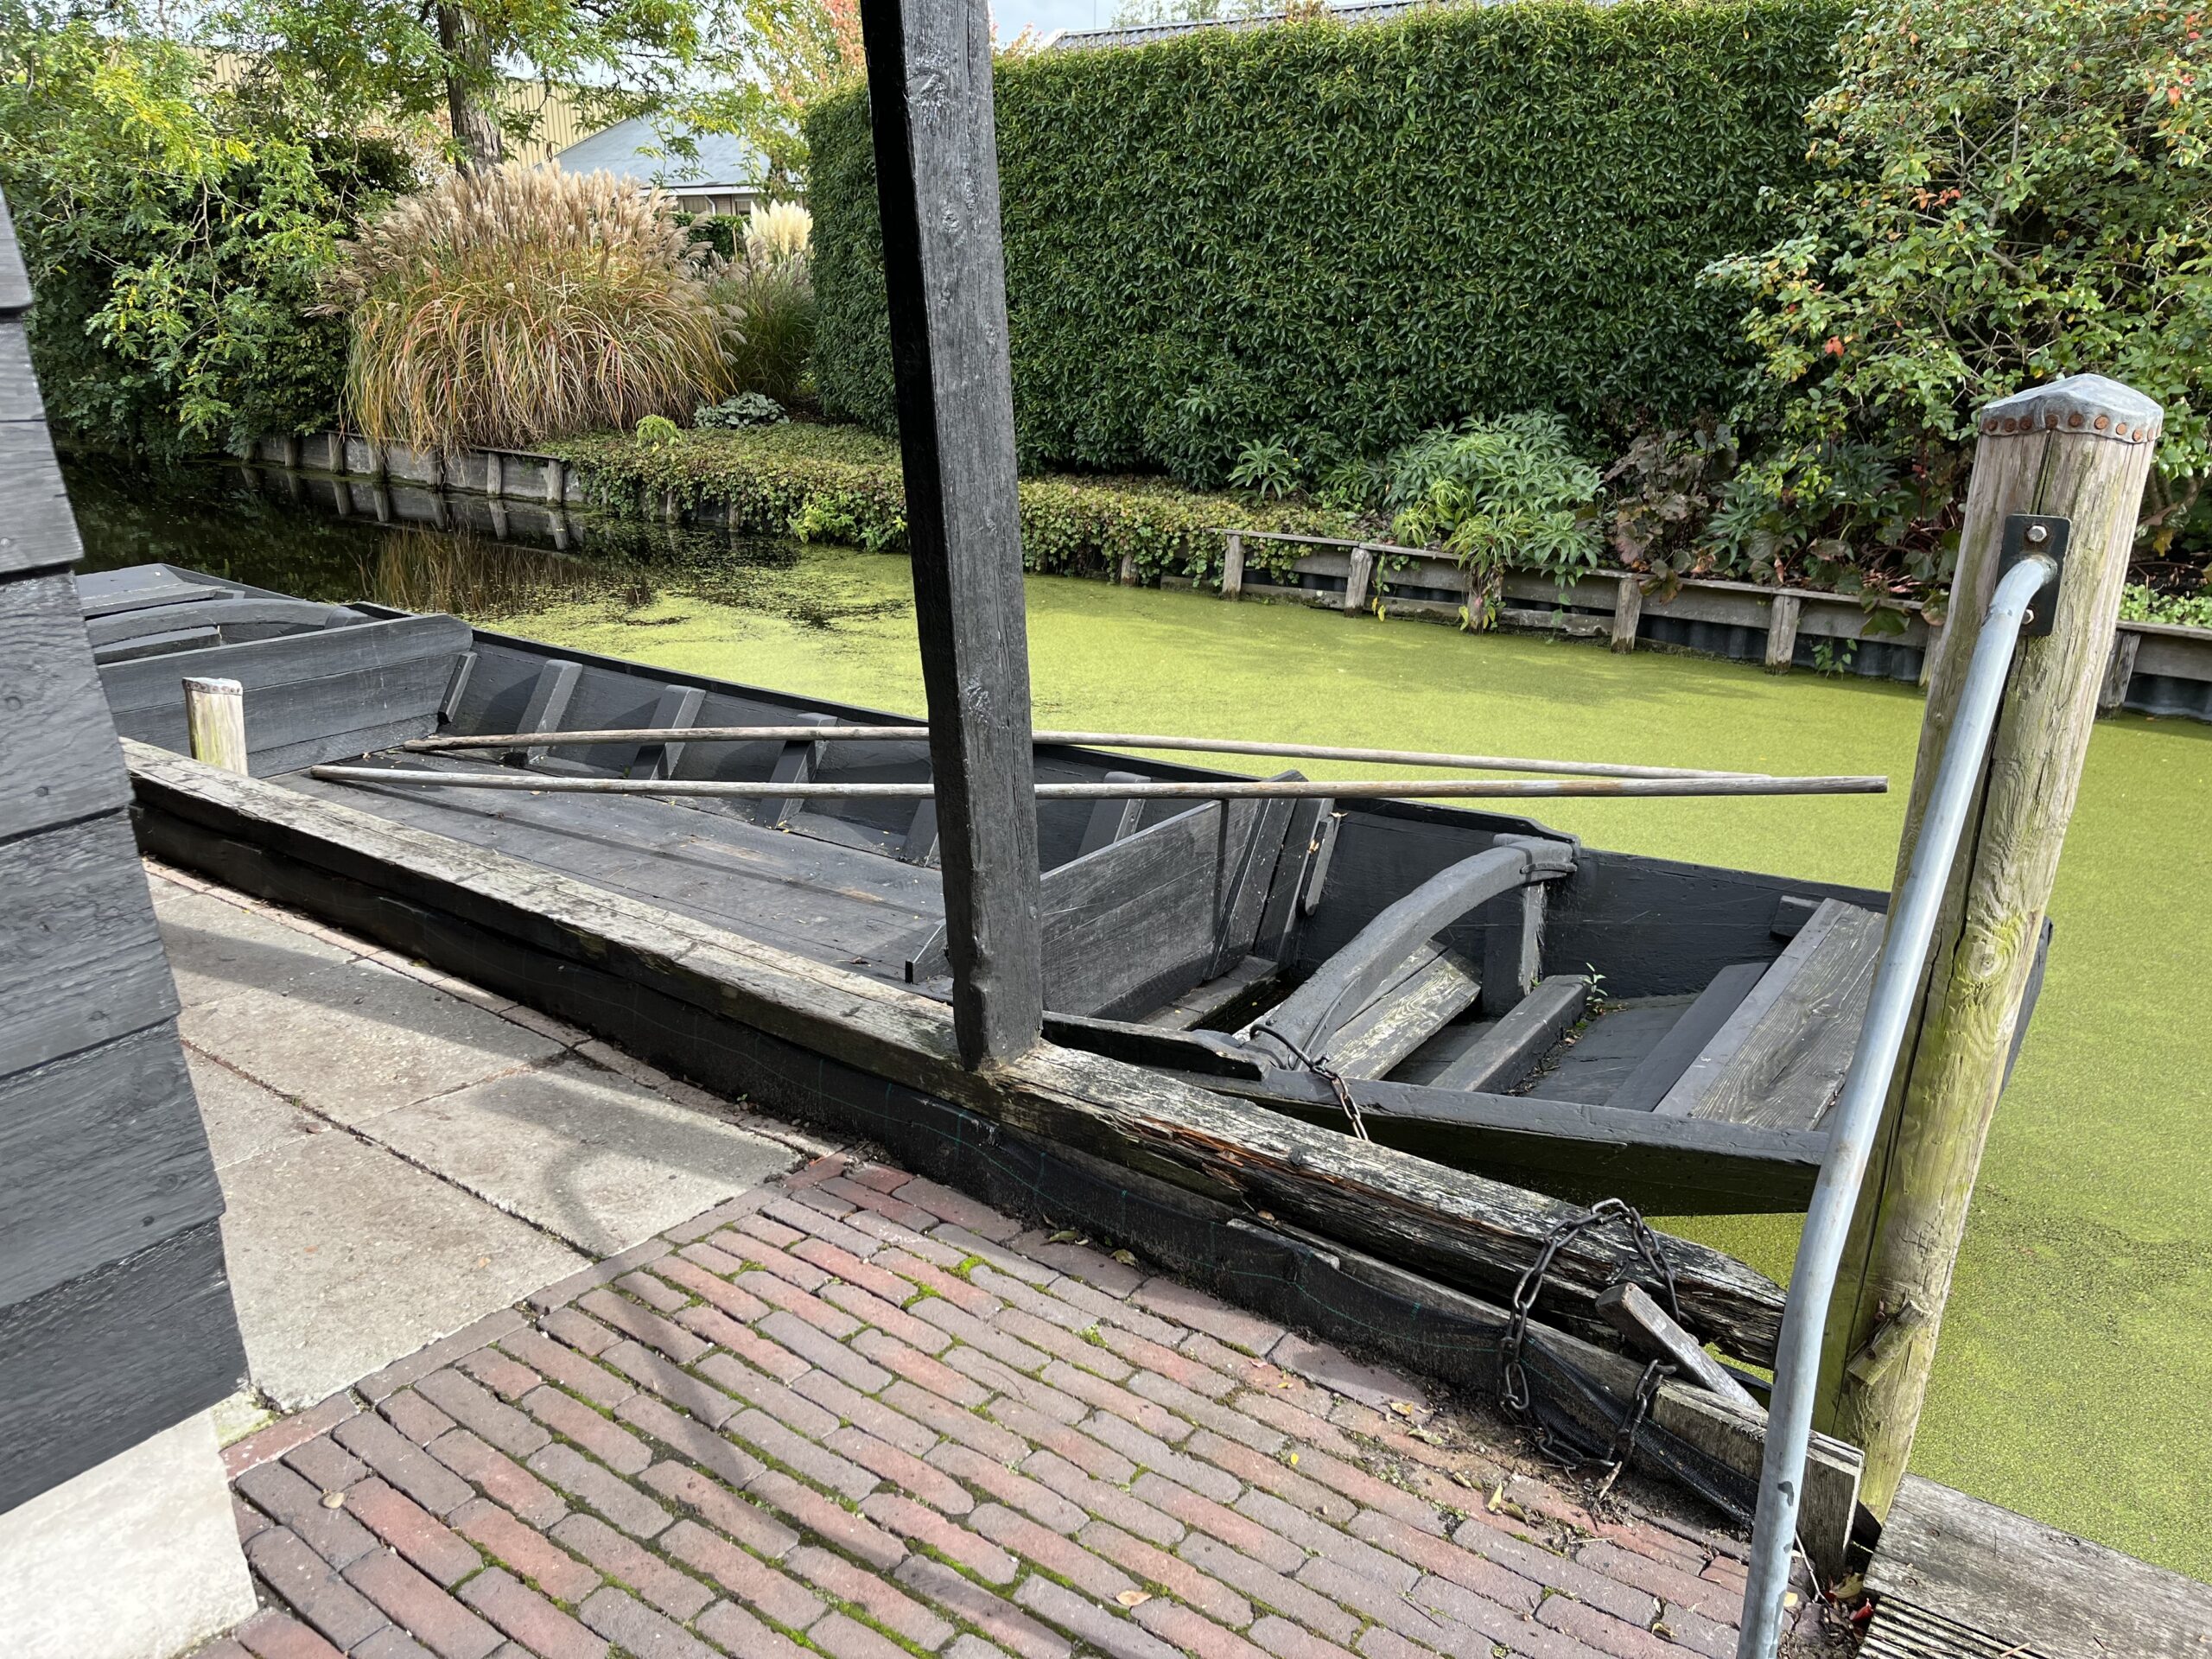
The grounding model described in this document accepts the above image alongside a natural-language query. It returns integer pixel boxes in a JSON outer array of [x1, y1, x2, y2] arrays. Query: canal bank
[[61, 451, 2212, 1586]]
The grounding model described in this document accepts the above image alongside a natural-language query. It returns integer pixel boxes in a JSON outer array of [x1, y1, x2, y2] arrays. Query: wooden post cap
[[1977, 374, 2164, 443]]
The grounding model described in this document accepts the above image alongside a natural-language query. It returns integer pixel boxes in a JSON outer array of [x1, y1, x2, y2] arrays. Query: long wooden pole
[[1814, 374, 2161, 1519], [858, 0, 1043, 1066], [307, 766, 1887, 801], [400, 725, 1764, 782]]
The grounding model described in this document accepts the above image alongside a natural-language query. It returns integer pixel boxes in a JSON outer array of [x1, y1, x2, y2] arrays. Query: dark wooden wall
[[0, 190, 246, 1514]]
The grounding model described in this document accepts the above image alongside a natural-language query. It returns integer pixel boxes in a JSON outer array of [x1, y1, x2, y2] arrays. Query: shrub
[[1708, 0, 2212, 582], [2121, 582, 2212, 630], [696, 391, 788, 428], [1599, 422, 1739, 586], [545, 422, 1354, 582], [709, 201, 817, 404], [0, 13, 408, 452], [1383, 415, 1602, 619], [806, 0, 1847, 484], [682, 212, 748, 261], [327, 162, 729, 452]]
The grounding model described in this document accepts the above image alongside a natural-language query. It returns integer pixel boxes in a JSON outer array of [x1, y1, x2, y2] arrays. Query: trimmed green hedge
[[547, 423, 1354, 585], [807, 0, 1847, 486]]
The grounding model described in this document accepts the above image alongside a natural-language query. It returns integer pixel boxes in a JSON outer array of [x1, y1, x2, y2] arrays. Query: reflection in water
[[59, 451, 913, 632], [361, 527, 647, 618]]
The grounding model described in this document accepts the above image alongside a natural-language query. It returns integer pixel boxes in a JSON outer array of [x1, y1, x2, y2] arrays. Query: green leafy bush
[[696, 391, 788, 428], [1599, 422, 1739, 586], [328, 162, 729, 453], [0, 10, 408, 452], [546, 422, 1354, 582], [682, 213, 749, 262], [2120, 583, 2212, 631], [1708, 0, 2212, 582], [807, 0, 1844, 486], [1384, 416, 1601, 620]]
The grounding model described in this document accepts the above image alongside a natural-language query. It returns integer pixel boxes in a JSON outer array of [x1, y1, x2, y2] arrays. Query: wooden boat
[[83, 559, 2037, 1237]]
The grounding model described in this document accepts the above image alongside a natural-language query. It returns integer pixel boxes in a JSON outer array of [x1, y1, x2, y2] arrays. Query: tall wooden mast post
[[856, 0, 1045, 1065]]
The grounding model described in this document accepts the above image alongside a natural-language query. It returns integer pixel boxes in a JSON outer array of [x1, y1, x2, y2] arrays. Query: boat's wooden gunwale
[[1173, 1065, 1829, 1214], [123, 738, 1793, 1364]]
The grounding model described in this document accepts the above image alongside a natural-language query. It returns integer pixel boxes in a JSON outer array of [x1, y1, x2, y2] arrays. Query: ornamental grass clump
[[329, 163, 729, 452], [709, 200, 817, 405]]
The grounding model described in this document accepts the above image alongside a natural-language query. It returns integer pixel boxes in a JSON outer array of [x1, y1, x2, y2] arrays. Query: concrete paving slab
[[366, 1055, 798, 1256], [217, 1129, 584, 1409], [181, 957, 564, 1126], [153, 886, 358, 1009], [189, 1050, 321, 1172]]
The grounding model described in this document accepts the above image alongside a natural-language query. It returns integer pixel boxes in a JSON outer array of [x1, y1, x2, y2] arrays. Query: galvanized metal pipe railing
[[1734, 552, 2060, 1658]]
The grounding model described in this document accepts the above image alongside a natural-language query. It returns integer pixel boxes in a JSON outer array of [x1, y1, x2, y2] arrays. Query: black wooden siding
[[0, 189, 246, 1515]]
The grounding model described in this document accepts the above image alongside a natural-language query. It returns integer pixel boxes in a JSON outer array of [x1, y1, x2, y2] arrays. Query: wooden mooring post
[[857, 0, 1044, 1066], [182, 677, 248, 773], [1815, 375, 2161, 1518]]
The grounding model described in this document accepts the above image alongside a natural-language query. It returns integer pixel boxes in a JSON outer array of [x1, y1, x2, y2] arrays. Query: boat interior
[[87, 563, 1934, 1211]]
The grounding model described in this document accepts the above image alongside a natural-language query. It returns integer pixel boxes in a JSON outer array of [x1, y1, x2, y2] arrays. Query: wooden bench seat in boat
[[1640, 897, 1883, 1131]]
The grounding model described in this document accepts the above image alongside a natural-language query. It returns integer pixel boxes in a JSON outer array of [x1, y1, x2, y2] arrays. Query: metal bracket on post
[[1998, 514, 2069, 637]]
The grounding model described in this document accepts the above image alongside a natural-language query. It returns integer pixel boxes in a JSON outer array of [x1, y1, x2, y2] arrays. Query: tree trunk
[[436, 3, 505, 173]]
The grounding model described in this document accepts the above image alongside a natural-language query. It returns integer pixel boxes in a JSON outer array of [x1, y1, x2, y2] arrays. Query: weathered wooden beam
[[858, 0, 1044, 1065], [1245, 838, 1574, 1062], [1170, 1065, 1827, 1217], [1220, 531, 1245, 600], [1597, 1282, 1763, 1411], [1428, 974, 1587, 1093], [124, 742, 1791, 1360], [1764, 594, 1801, 671], [1318, 944, 1481, 1078], [1604, 961, 1764, 1114], [182, 677, 247, 773], [1610, 574, 1643, 653], [1479, 881, 1545, 1015], [1652, 898, 1881, 1129], [1817, 376, 2163, 1519], [2097, 627, 2140, 715], [1076, 771, 1146, 857], [1343, 544, 1377, 613], [626, 684, 703, 781], [507, 658, 579, 767]]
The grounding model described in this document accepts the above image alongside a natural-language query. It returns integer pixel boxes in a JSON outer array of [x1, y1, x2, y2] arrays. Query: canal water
[[60, 451, 2212, 1584]]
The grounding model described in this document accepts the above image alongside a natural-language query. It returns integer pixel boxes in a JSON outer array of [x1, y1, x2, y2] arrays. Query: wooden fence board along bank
[[0, 189, 247, 1516], [247, 432, 2212, 724]]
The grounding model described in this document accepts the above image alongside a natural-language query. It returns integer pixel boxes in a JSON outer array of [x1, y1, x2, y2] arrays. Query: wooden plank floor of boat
[[282, 759, 941, 976]]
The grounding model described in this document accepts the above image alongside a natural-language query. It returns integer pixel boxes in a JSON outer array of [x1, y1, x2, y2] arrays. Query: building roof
[[1044, 0, 1464, 51], [553, 117, 763, 192]]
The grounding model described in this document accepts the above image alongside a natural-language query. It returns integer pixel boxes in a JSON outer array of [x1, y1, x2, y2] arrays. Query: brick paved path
[[205, 1154, 1827, 1659]]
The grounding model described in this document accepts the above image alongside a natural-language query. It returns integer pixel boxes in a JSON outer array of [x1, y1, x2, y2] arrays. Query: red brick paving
[[214, 1153, 1826, 1659]]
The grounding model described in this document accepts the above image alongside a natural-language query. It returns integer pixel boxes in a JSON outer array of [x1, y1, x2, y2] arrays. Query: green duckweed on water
[[60, 461, 2212, 1581], [518, 546, 2212, 1583]]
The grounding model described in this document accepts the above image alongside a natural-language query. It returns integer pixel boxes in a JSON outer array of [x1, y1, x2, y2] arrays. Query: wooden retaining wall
[[251, 431, 2212, 724], [0, 194, 246, 1516]]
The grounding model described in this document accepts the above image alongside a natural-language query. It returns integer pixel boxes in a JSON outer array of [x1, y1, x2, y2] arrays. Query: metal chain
[[1254, 1026, 1370, 1141], [1500, 1198, 1684, 1484]]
